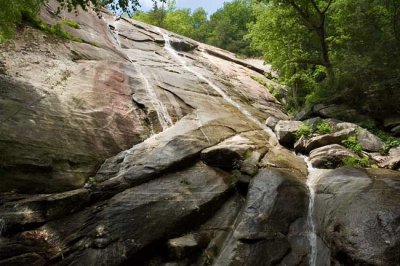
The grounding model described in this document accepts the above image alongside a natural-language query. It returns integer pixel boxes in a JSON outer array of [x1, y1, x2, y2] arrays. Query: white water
[[136, 66, 173, 130], [301, 155, 324, 266], [156, 28, 278, 142], [106, 20, 173, 131]]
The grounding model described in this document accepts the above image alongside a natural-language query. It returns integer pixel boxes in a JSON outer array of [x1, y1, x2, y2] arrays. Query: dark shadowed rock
[[309, 144, 357, 168], [169, 36, 199, 52], [212, 168, 308, 265], [201, 135, 255, 170], [1, 163, 233, 265], [274, 120, 302, 146], [315, 167, 400, 265], [313, 104, 376, 126], [0, 189, 89, 234]]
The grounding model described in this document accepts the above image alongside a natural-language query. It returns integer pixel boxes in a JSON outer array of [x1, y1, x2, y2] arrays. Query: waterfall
[[136, 66, 173, 130], [106, 20, 173, 131], [156, 28, 277, 143], [301, 155, 325, 266]]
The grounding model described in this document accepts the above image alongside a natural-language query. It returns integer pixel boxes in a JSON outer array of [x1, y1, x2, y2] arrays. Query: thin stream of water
[[156, 28, 277, 143], [106, 20, 173, 131], [301, 155, 323, 266]]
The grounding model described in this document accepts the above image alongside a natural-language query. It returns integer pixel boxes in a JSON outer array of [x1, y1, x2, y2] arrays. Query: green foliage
[[295, 123, 312, 140], [247, 0, 400, 117], [251, 76, 269, 88], [133, 0, 261, 56], [342, 136, 363, 155], [371, 129, 400, 154], [343, 156, 371, 168], [24, 14, 82, 42], [316, 121, 333, 135], [0, 0, 164, 43], [60, 19, 80, 29], [0, 0, 42, 43]]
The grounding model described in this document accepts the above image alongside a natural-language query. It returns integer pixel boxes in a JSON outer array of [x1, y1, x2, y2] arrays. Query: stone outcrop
[[274, 120, 302, 146], [309, 144, 358, 168], [0, 2, 399, 266], [315, 167, 400, 265]]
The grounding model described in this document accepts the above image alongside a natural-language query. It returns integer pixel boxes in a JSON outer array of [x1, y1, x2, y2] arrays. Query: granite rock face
[[0, 2, 399, 266]]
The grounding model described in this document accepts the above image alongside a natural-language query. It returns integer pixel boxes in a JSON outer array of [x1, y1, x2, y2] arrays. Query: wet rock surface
[[314, 167, 400, 265], [0, 2, 399, 266]]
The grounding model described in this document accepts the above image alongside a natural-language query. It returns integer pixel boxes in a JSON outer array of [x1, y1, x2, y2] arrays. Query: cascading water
[[136, 66, 173, 130], [106, 20, 173, 131], [301, 155, 326, 266], [156, 28, 277, 143]]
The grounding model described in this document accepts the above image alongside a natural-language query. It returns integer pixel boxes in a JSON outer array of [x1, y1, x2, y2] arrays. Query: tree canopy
[[247, 0, 400, 117], [0, 0, 165, 42]]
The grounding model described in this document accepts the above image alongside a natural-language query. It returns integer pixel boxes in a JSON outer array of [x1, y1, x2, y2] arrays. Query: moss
[[251, 75, 269, 88], [343, 156, 371, 168], [60, 19, 80, 29]]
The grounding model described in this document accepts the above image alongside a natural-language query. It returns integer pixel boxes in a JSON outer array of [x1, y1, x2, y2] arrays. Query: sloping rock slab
[[0, 162, 233, 265], [309, 144, 357, 169], [315, 167, 400, 265], [92, 113, 252, 199]]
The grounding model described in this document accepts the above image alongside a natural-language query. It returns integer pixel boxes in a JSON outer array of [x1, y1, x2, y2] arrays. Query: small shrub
[[295, 123, 312, 140], [343, 156, 370, 168], [370, 129, 400, 154], [251, 75, 269, 88], [316, 121, 333, 134], [342, 136, 363, 155], [60, 19, 80, 29], [23, 14, 82, 42]]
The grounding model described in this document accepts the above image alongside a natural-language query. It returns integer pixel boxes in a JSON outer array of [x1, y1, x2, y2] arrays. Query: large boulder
[[260, 146, 308, 180], [201, 135, 256, 170], [356, 128, 384, 152], [274, 120, 303, 146], [315, 167, 400, 265], [309, 144, 358, 169], [211, 168, 309, 265], [321, 119, 384, 152], [303, 128, 356, 153], [380, 147, 400, 170]]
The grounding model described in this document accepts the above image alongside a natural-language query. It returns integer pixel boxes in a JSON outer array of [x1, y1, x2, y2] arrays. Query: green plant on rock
[[295, 123, 312, 140], [60, 19, 80, 29], [368, 129, 400, 154], [342, 136, 363, 155], [343, 156, 370, 168], [316, 121, 333, 134], [251, 75, 269, 88]]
